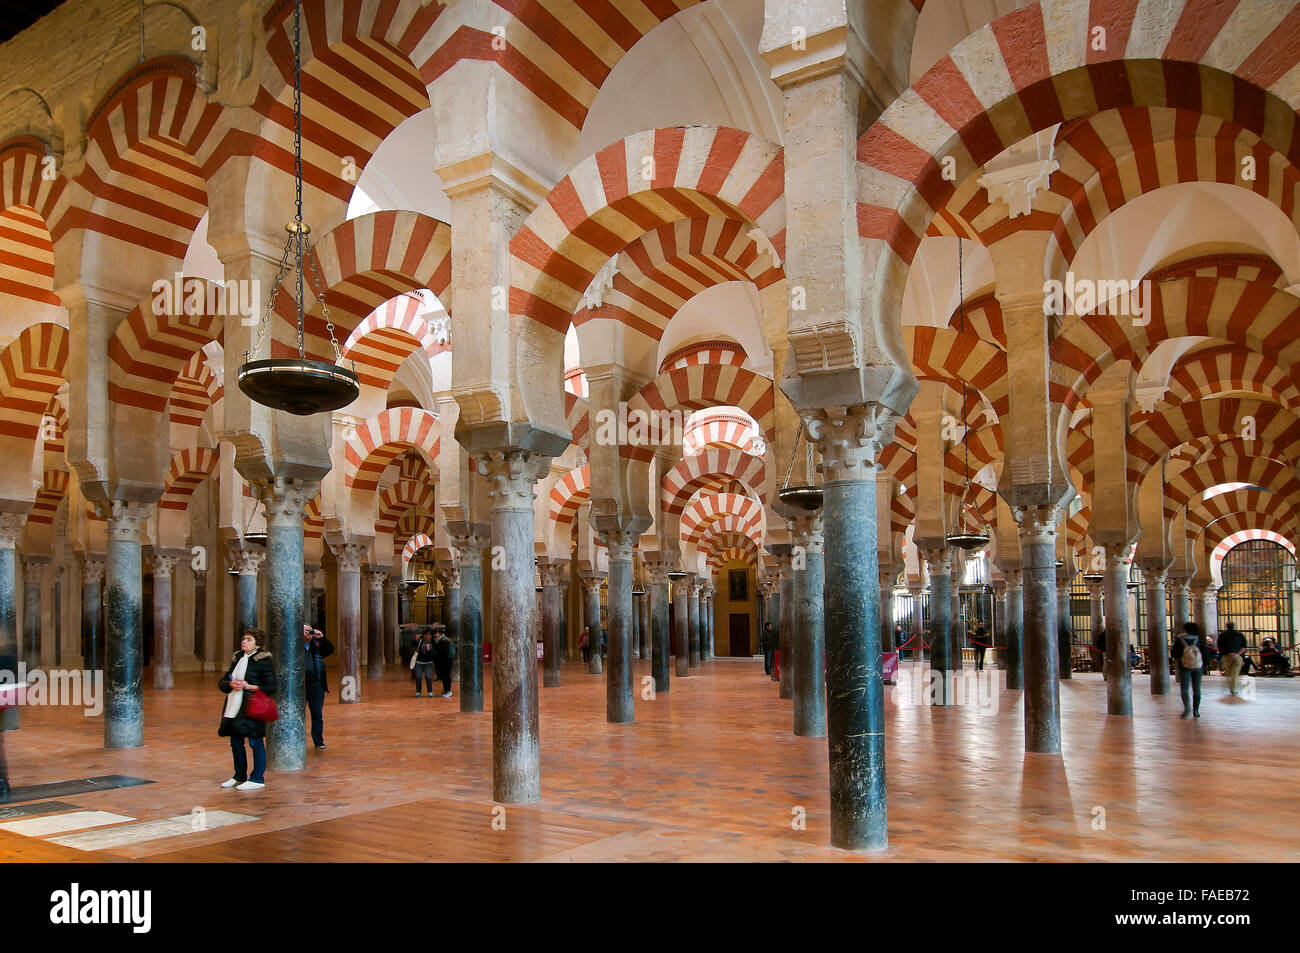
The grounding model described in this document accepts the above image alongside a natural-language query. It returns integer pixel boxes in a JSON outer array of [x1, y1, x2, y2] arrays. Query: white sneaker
[[220, 777, 240, 788], [235, 780, 265, 791]]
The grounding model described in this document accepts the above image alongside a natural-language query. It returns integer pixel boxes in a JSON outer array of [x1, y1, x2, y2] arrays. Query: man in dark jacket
[[303, 625, 335, 748], [761, 622, 775, 678], [432, 624, 454, 698], [1217, 623, 1247, 694]]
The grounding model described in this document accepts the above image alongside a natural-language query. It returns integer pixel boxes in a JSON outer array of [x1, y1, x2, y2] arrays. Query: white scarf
[[223, 651, 252, 719]]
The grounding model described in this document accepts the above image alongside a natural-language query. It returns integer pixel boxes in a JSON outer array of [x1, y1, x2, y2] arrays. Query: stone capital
[[1140, 565, 1168, 587], [437, 563, 462, 590], [599, 529, 638, 563], [255, 477, 320, 526], [538, 563, 563, 588], [757, 575, 778, 597], [805, 404, 899, 483], [384, 573, 401, 594], [1011, 503, 1064, 545], [580, 574, 606, 597], [230, 546, 266, 576], [151, 552, 181, 578], [0, 512, 27, 548], [787, 513, 824, 553], [450, 530, 490, 567], [80, 556, 105, 583], [98, 500, 152, 543], [1003, 568, 1023, 590], [365, 569, 388, 591], [330, 541, 366, 573], [644, 559, 673, 586], [474, 450, 552, 512], [917, 542, 951, 576]]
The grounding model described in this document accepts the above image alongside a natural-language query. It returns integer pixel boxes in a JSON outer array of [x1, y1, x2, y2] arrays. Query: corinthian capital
[[804, 403, 899, 483]]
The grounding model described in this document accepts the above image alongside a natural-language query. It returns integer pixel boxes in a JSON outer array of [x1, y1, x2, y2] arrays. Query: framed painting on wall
[[728, 569, 748, 601]]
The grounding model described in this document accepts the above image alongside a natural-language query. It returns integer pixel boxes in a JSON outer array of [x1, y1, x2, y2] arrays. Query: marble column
[[631, 590, 644, 660], [672, 574, 689, 677], [581, 574, 605, 675], [101, 501, 151, 749], [22, 557, 47, 670], [0, 515, 25, 696], [776, 553, 793, 698], [1088, 580, 1104, 672], [1191, 585, 1209, 638], [1003, 570, 1024, 690], [790, 514, 826, 737], [383, 575, 399, 665], [436, 566, 460, 682], [1102, 544, 1132, 716], [365, 569, 386, 679], [804, 408, 891, 851], [1203, 586, 1220, 637], [1143, 566, 1170, 695], [603, 532, 636, 723], [192, 566, 206, 661], [150, 552, 179, 690], [908, 585, 923, 661], [330, 542, 364, 704], [949, 552, 963, 671], [1014, 504, 1064, 754], [1170, 578, 1190, 634], [539, 563, 562, 688], [81, 557, 104, 672], [233, 548, 264, 642], [451, 532, 488, 713], [476, 450, 549, 804], [920, 547, 952, 705], [639, 590, 651, 662], [646, 561, 671, 692], [879, 572, 894, 653], [303, 565, 318, 633], [687, 577, 701, 667], [259, 479, 315, 772], [1056, 569, 1073, 680], [558, 579, 570, 662]]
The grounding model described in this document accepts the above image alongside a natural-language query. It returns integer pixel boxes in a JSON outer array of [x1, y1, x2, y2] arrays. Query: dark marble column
[[631, 590, 643, 660], [1088, 580, 1104, 672], [687, 577, 701, 667], [452, 532, 488, 713], [437, 567, 460, 680], [908, 585, 923, 661], [302, 566, 317, 633], [790, 514, 826, 737], [232, 548, 263, 644], [150, 552, 179, 690], [384, 575, 398, 664], [1169, 578, 1190, 634], [0, 515, 25, 698], [1013, 504, 1064, 754], [949, 553, 963, 673], [776, 552, 793, 698], [330, 542, 364, 704], [919, 546, 952, 705], [646, 561, 671, 692], [1143, 566, 1170, 695], [1057, 569, 1074, 679], [22, 557, 47, 670], [259, 479, 315, 772], [603, 532, 636, 723], [1103, 543, 1133, 716], [879, 572, 894, 653], [672, 574, 689, 677], [805, 408, 890, 852], [192, 567, 206, 661], [1003, 570, 1024, 690], [102, 501, 151, 749], [476, 450, 549, 804], [558, 579, 570, 662], [581, 574, 604, 675], [539, 562, 562, 688], [81, 557, 104, 671], [703, 585, 715, 659], [365, 569, 386, 679]]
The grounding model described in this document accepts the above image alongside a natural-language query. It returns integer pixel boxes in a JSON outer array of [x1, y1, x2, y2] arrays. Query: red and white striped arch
[[30, 469, 68, 525], [1212, 529, 1296, 566], [1051, 278, 1300, 412], [0, 322, 67, 442], [620, 364, 775, 464], [284, 211, 451, 361], [0, 136, 68, 305], [40, 395, 67, 456], [1165, 343, 1300, 411], [700, 530, 762, 570], [159, 447, 219, 511], [681, 493, 764, 547], [907, 326, 1009, 419], [511, 127, 783, 335], [1188, 488, 1300, 541], [168, 351, 222, 428], [564, 391, 590, 452], [304, 493, 324, 541], [549, 465, 590, 526], [107, 287, 224, 412], [856, 0, 1300, 342], [661, 447, 766, 517], [1128, 398, 1300, 487], [1164, 455, 1300, 522], [402, 533, 436, 566], [659, 339, 748, 374], [579, 217, 784, 340], [344, 407, 440, 491], [341, 293, 450, 390], [63, 59, 222, 263], [396, 511, 437, 551], [377, 479, 437, 536], [682, 411, 759, 456]]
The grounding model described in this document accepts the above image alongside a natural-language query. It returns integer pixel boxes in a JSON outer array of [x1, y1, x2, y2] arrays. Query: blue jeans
[[230, 735, 266, 783], [1178, 666, 1202, 715]]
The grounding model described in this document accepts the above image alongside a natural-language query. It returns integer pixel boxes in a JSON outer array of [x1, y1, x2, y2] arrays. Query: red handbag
[[245, 689, 279, 723]]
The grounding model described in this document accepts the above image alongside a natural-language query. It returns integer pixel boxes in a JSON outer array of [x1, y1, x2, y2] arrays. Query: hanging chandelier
[[777, 425, 823, 511], [237, 0, 359, 416], [945, 235, 989, 552]]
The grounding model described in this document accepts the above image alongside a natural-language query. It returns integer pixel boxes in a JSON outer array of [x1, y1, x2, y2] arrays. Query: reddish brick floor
[[2, 658, 1296, 861]]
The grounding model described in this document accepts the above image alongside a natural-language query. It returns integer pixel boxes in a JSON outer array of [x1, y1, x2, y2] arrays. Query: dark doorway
[[728, 613, 750, 657]]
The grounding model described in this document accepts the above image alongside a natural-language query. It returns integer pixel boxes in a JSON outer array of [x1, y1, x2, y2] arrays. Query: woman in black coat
[[218, 629, 277, 790]]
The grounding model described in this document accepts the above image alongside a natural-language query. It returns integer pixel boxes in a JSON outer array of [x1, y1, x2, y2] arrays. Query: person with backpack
[[1172, 621, 1205, 719], [1216, 622, 1247, 695]]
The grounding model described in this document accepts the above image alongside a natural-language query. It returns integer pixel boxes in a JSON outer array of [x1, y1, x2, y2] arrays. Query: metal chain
[[293, 0, 305, 360], [249, 235, 293, 362], [781, 423, 804, 491]]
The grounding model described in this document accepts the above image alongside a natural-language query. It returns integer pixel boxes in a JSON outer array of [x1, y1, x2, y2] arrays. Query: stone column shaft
[[1004, 573, 1024, 690], [81, 558, 104, 672], [581, 574, 605, 675], [1144, 569, 1170, 696], [22, 559, 46, 670], [646, 563, 671, 693], [1103, 546, 1132, 716], [604, 534, 636, 723], [1016, 505, 1063, 754], [151, 554, 178, 690], [365, 570, 386, 679], [263, 480, 315, 771], [790, 515, 826, 738], [331, 544, 363, 705], [539, 563, 561, 688], [777, 556, 793, 698], [672, 577, 689, 677], [103, 502, 149, 749], [688, 579, 701, 667], [453, 533, 488, 713], [921, 548, 952, 705]]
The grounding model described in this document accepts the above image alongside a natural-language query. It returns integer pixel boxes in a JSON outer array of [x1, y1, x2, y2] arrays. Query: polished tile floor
[[2, 658, 1296, 862]]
